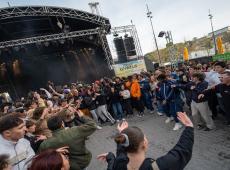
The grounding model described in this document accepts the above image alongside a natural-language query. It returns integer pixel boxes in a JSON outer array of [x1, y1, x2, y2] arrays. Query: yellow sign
[[183, 47, 189, 61], [217, 36, 224, 54], [113, 60, 147, 77]]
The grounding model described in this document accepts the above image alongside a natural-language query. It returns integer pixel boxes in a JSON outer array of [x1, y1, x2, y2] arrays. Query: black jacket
[[84, 95, 97, 110], [106, 127, 194, 170]]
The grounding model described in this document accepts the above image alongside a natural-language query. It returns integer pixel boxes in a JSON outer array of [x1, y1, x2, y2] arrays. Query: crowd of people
[[0, 60, 229, 170]]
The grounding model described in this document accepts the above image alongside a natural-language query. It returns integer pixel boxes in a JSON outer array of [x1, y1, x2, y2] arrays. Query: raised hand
[[117, 121, 128, 133], [177, 112, 193, 127], [97, 153, 108, 162], [198, 94, 204, 100], [56, 146, 69, 155]]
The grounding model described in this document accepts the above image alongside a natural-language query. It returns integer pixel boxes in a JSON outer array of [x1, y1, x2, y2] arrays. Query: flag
[[183, 47, 189, 61], [217, 36, 224, 54]]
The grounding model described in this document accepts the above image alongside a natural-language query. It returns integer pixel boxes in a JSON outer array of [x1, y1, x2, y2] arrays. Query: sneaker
[[116, 120, 120, 123], [137, 114, 142, 117], [173, 123, 183, 131], [150, 110, 154, 114], [157, 112, 163, 116], [140, 112, 144, 117], [165, 117, 172, 124], [122, 118, 126, 121], [96, 125, 102, 130]]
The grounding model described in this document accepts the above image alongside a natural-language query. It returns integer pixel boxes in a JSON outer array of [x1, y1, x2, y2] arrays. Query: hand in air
[[198, 94, 204, 100], [177, 112, 193, 127], [96, 153, 108, 162], [117, 121, 128, 133], [56, 146, 69, 155]]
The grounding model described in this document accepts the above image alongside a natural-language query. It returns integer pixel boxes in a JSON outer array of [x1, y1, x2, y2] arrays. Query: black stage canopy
[[0, 6, 111, 42], [0, 6, 114, 98]]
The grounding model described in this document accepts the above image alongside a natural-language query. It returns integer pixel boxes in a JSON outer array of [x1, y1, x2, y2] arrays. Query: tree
[[203, 38, 213, 57], [222, 32, 230, 43]]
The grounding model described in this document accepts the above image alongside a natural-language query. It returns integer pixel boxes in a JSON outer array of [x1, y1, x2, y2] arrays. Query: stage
[[0, 6, 114, 97]]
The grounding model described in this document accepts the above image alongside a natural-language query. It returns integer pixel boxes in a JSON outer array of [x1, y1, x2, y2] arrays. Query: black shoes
[[203, 127, 211, 131]]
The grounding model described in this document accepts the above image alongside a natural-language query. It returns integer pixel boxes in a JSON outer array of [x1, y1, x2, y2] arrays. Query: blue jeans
[[112, 102, 124, 120], [157, 100, 164, 113], [142, 92, 154, 111], [162, 100, 183, 123]]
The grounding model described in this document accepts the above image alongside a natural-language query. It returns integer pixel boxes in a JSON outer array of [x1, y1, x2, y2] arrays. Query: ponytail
[[115, 133, 129, 147]]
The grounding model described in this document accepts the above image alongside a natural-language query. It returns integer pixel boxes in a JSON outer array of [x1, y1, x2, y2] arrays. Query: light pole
[[208, 9, 218, 55], [146, 4, 161, 64], [158, 31, 177, 68]]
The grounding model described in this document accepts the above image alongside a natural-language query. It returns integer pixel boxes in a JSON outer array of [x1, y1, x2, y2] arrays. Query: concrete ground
[[86, 111, 230, 170]]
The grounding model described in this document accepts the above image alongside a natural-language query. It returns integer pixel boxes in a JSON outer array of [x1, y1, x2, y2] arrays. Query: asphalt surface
[[86, 111, 230, 170]]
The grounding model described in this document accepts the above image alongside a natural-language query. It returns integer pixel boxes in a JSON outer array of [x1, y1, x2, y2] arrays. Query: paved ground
[[86, 111, 230, 170]]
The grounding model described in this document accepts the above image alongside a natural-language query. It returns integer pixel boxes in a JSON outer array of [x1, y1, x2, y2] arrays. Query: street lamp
[[208, 9, 218, 55], [146, 4, 161, 64], [158, 31, 177, 68]]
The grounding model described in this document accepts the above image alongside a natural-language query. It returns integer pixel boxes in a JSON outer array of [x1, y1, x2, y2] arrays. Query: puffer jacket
[[0, 135, 35, 170], [130, 80, 141, 98]]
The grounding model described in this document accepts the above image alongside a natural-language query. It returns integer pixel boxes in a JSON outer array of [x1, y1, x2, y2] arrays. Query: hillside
[[145, 31, 230, 63]]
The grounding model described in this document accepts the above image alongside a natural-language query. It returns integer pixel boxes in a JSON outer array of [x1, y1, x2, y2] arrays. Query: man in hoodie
[[156, 74, 183, 131], [0, 114, 35, 170]]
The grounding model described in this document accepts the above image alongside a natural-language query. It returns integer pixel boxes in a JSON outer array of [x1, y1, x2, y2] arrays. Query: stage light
[[63, 25, 70, 33], [59, 39, 65, 44], [113, 32, 119, 37], [57, 21, 63, 29], [124, 34, 129, 38], [89, 35, 94, 40], [158, 31, 165, 38], [44, 41, 50, 47], [13, 46, 20, 51]]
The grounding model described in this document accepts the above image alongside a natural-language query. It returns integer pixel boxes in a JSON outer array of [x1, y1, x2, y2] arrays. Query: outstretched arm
[[48, 85, 64, 98], [40, 88, 52, 99], [156, 112, 194, 170]]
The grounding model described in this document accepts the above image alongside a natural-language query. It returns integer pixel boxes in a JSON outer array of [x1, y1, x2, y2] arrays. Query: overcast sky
[[0, 0, 230, 55]]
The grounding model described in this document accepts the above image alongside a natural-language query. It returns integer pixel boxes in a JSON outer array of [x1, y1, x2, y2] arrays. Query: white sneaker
[[116, 120, 120, 123], [173, 123, 183, 131], [165, 117, 172, 124], [97, 125, 102, 130], [157, 112, 163, 116], [150, 110, 154, 114]]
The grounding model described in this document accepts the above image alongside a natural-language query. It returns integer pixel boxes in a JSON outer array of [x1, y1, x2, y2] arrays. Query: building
[[208, 26, 230, 37]]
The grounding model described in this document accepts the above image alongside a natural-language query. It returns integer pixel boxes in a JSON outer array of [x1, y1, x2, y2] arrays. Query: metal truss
[[0, 27, 113, 69], [0, 28, 101, 48], [111, 25, 143, 59], [0, 6, 110, 31], [98, 29, 114, 69]]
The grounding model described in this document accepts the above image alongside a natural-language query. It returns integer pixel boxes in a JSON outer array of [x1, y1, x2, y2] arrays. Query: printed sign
[[113, 60, 147, 77]]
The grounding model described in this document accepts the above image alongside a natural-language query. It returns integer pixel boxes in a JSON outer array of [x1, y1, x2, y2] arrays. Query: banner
[[213, 52, 230, 61], [113, 60, 147, 77]]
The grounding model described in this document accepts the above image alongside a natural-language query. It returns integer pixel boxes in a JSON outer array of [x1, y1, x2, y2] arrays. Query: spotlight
[[44, 42, 50, 47], [59, 39, 65, 44], [57, 21, 63, 29], [113, 32, 119, 37], [158, 31, 166, 38]]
